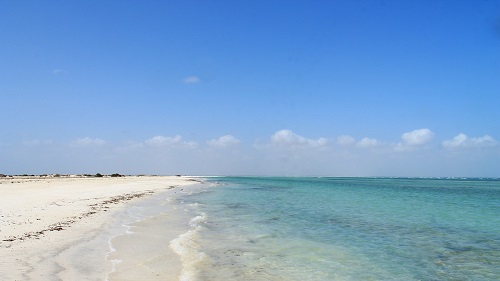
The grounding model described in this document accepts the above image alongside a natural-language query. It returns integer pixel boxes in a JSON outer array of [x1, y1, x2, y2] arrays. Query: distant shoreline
[[0, 173, 185, 178]]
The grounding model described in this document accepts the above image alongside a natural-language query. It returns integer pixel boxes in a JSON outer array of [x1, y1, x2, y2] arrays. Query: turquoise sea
[[169, 177, 500, 280]]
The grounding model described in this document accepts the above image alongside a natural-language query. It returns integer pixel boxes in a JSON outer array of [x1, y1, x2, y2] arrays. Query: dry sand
[[0, 175, 200, 280]]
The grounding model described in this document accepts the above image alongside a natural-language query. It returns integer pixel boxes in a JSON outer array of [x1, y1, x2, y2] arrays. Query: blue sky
[[1, 1, 499, 176]]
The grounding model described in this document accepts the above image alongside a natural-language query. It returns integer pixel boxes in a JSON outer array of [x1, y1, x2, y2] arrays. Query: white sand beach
[[0, 175, 200, 280]]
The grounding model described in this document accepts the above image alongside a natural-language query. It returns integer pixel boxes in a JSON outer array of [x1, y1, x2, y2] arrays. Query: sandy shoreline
[[0, 175, 200, 280]]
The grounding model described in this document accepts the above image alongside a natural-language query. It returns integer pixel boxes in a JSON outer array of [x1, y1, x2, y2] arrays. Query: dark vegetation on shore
[[0, 173, 127, 178], [0, 174, 189, 180]]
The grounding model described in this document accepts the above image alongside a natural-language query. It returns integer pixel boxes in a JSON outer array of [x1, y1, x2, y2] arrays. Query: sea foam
[[170, 213, 209, 281]]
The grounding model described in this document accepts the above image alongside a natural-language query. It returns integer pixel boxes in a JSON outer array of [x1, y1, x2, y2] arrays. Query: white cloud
[[271, 130, 327, 147], [71, 137, 106, 147], [145, 135, 182, 146], [22, 139, 53, 146], [443, 133, 467, 149], [145, 135, 198, 149], [442, 133, 498, 149], [207, 135, 241, 148], [184, 141, 199, 149], [401, 129, 434, 146], [395, 128, 434, 151], [113, 141, 145, 153], [182, 76, 201, 84], [337, 135, 356, 146], [356, 137, 379, 148], [4, 129, 500, 177]]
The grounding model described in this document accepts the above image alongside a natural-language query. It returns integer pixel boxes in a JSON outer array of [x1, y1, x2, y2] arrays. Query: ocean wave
[[170, 213, 209, 281]]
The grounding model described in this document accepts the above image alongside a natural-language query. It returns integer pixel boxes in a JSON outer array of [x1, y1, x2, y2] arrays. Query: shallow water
[[174, 177, 500, 280], [106, 184, 203, 281]]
